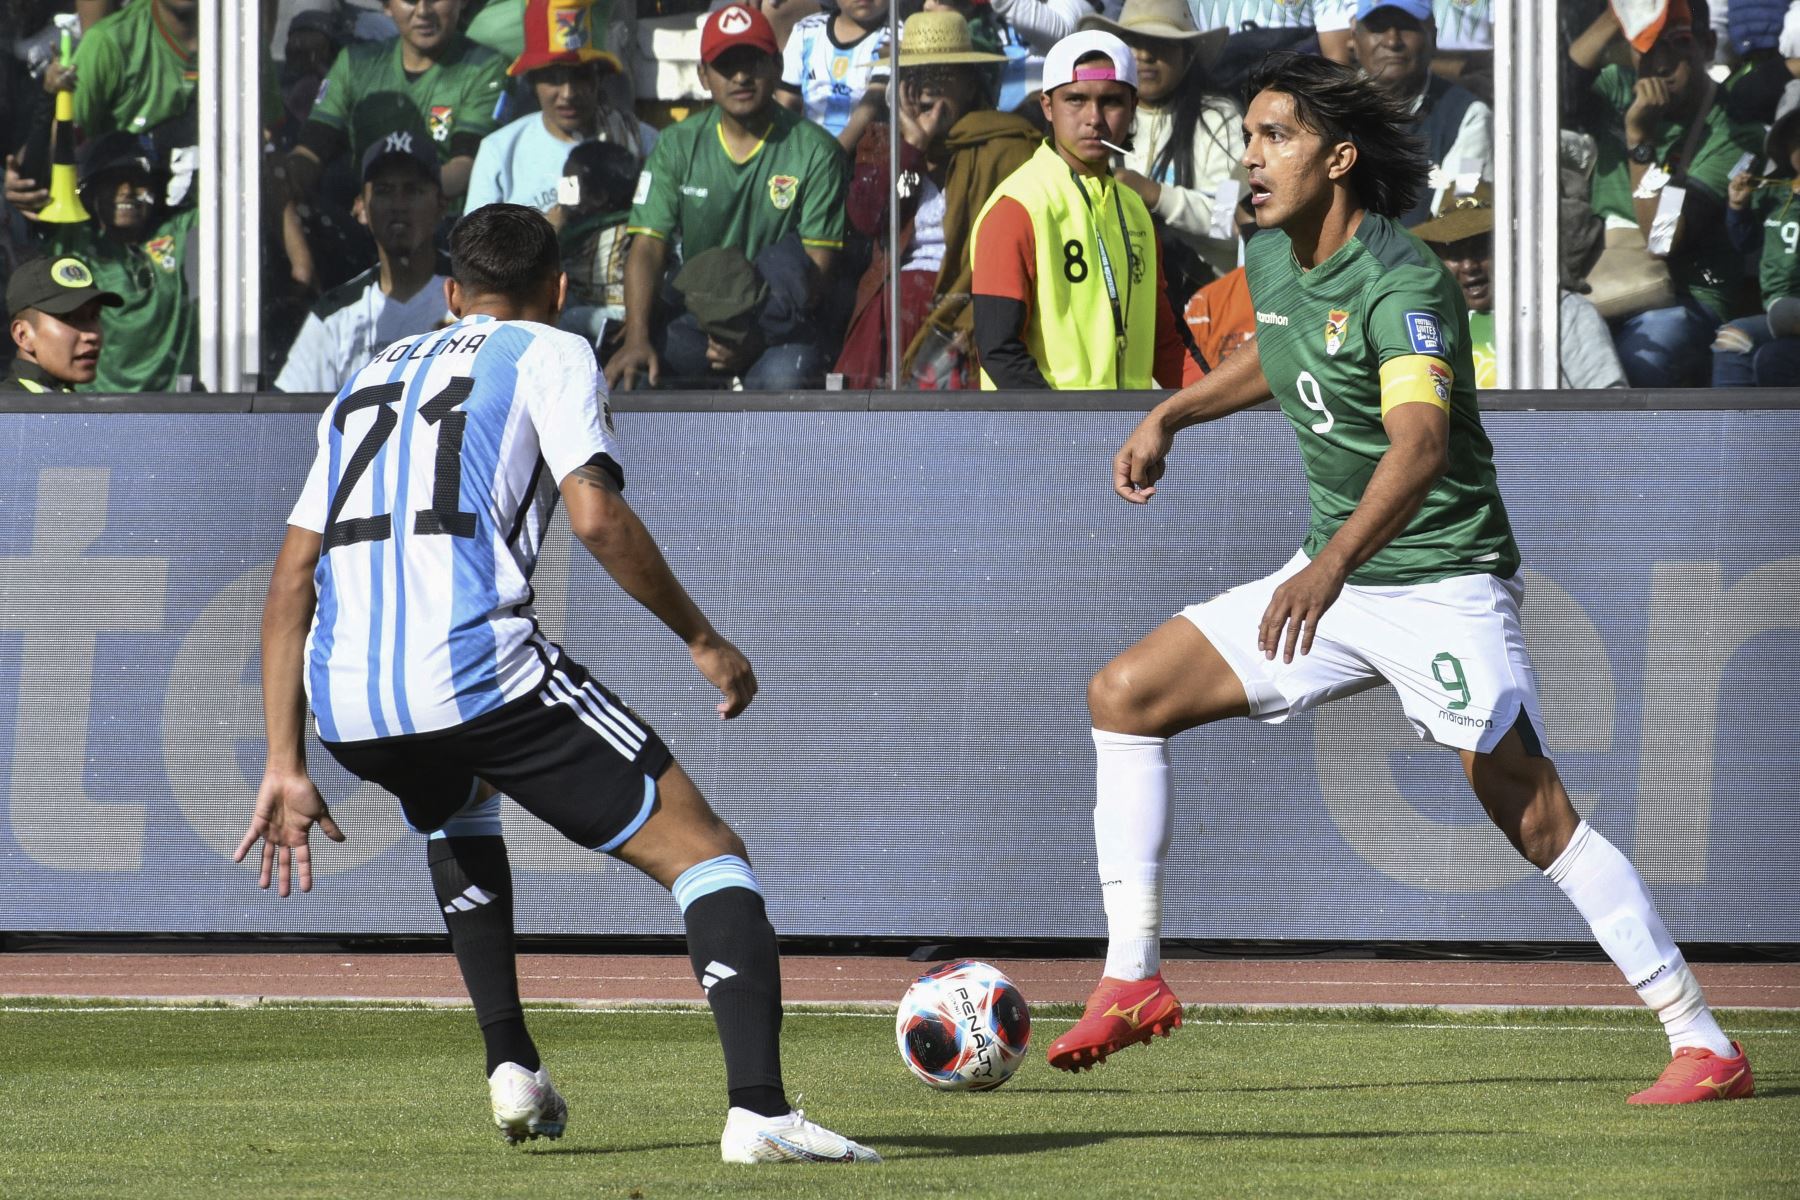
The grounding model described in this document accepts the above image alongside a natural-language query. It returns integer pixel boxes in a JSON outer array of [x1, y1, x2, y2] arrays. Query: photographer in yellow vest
[[971, 30, 1199, 390]]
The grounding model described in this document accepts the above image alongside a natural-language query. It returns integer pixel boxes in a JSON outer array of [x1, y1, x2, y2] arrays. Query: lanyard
[[1071, 169, 1135, 382]]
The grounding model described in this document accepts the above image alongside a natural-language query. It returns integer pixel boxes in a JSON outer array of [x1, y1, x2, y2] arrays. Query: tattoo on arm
[[569, 462, 621, 493]]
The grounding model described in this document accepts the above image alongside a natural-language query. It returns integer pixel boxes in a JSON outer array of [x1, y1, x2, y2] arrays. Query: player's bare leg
[[613, 763, 878, 1161], [1462, 730, 1752, 1104], [1050, 619, 1250, 1072]]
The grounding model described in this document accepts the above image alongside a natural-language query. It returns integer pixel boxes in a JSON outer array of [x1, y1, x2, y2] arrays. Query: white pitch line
[[1, 1002, 1796, 1036]]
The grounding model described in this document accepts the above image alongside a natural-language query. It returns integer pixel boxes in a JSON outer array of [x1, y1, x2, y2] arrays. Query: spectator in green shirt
[[604, 4, 848, 391], [38, 131, 198, 393], [1712, 109, 1800, 388], [71, 0, 199, 208], [1568, 0, 1764, 387]]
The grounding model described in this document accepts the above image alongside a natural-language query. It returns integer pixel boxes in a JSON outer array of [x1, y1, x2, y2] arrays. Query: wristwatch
[[1627, 141, 1658, 166]]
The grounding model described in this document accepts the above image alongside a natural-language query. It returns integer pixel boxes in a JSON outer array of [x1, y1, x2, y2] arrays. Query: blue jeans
[[1711, 314, 1800, 388], [1614, 298, 1720, 388], [660, 312, 825, 391]]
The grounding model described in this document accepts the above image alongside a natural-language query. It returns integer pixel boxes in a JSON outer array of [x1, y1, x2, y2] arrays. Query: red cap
[[700, 4, 778, 64], [509, 0, 623, 77]]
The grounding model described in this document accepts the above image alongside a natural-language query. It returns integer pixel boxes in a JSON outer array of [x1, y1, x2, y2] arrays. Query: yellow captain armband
[[1378, 354, 1453, 416]]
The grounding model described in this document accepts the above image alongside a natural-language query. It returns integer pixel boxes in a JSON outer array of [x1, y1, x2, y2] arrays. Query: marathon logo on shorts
[[1438, 709, 1493, 728], [1405, 311, 1444, 356]]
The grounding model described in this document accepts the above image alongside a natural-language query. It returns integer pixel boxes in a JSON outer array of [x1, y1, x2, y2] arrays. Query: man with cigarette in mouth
[[970, 29, 1199, 390]]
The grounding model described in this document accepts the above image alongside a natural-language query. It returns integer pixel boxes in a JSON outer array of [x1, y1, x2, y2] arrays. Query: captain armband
[[1378, 354, 1453, 416]]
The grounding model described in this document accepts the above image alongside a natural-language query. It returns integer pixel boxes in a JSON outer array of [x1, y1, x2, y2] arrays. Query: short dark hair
[[1246, 52, 1429, 219], [449, 203, 562, 298]]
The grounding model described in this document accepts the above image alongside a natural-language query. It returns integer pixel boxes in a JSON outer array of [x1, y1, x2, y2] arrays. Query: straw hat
[[1079, 0, 1228, 72], [1412, 181, 1495, 245], [871, 10, 1008, 68]]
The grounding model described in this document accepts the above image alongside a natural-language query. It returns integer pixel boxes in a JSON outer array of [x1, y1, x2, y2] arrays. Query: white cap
[[1041, 30, 1139, 92]]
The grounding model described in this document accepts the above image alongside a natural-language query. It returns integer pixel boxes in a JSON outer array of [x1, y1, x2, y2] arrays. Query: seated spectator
[[464, 0, 654, 213], [71, 0, 199, 208], [1350, 0, 1490, 226], [971, 30, 1199, 389], [834, 9, 1038, 388], [779, 0, 892, 151], [1181, 189, 1257, 371], [604, 5, 848, 391], [274, 129, 451, 393], [39, 132, 197, 392], [1719, 0, 1791, 125], [1080, 0, 1241, 299], [1201, 1, 1348, 88], [3, 253, 119, 393], [1713, 110, 1800, 388], [273, 9, 351, 153], [1570, 0, 1764, 387], [551, 139, 638, 350], [285, 0, 508, 213], [1413, 182, 1628, 389]]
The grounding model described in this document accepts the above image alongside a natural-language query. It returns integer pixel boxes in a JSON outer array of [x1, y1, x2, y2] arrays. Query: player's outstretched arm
[[1114, 338, 1272, 503], [236, 524, 346, 896], [560, 463, 758, 719]]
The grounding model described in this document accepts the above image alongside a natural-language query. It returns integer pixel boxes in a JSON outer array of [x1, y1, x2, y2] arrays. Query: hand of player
[[234, 768, 347, 897], [1258, 558, 1346, 663], [1113, 413, 1173, 503], [605, 335, 661, 391], [3, 153, 48, 217], [1625, 77, 1671, 145], [689, 631, 758, 719]]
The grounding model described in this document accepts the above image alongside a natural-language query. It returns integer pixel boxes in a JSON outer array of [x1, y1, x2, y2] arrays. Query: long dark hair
[[1147, 43, 1235, 191], [1245, 52, 1429, 219]]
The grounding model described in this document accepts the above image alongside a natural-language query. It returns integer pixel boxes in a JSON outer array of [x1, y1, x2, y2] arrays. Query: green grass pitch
[[0, 1001, 1794, 1198]]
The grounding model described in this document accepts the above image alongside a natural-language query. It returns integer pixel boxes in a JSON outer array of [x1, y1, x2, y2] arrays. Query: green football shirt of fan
[[1750, 184, 1800, 306], [71, 0, 196, 137], [1244, 213, 1519, 586], [310, 34, 509, 165], [627, 104, 846, 261], [42, 208, 200, 394]]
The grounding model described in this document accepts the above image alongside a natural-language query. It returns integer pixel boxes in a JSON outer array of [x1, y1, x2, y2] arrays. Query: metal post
[[885, 2, 902, 391], [195, 0, 262, 393], [1492, 2, 1560, 391], [196, 0, 220, 391]]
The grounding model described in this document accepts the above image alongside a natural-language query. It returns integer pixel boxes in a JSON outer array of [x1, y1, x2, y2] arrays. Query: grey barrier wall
[[2, 397, 1797, 940]]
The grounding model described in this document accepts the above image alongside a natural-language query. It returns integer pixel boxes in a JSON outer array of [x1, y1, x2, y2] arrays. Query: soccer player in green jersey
[[1047, 53, 1755, 1106]]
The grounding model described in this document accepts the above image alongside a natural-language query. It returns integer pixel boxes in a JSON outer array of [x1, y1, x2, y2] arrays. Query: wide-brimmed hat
[[1412, 181, 1494, 245], [871, 10, 1007, 68], [1079, 0, 1227, 73]]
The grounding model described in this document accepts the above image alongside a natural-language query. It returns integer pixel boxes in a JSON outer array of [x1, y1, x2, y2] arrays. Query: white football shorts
[[1179, 550, 1548, 755]]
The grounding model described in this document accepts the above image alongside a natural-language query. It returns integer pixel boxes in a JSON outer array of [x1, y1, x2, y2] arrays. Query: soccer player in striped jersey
[[236, 204, 879, 1164], [1049, 54, 1753, 1106]]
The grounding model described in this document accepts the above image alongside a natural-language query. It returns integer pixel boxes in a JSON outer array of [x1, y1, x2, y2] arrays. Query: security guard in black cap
[[4, 255, 123, 392]]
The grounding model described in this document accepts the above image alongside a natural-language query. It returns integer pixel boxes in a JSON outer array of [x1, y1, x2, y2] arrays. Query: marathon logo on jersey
[[1404, 311, 1444, 356], [1255, 310, 1288, 326], [1324, 309, 1349, 356], [768, 174, 798, 211], [428, 105, 454, 143], [145, 235, 179, 273]]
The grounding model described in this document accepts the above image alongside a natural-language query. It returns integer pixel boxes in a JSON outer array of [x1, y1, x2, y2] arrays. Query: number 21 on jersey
[[324, 377, 478, 551]]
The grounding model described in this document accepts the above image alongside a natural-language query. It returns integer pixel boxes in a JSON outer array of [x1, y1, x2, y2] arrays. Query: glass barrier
[[4, 1, 1789, 398]]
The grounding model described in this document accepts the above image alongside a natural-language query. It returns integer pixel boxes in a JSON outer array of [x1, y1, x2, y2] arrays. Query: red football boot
[[1046, 974, 1182, 1072], [1627, 1041, 1755, 1105]]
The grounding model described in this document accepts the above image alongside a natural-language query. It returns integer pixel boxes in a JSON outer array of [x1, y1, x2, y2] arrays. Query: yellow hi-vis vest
[[973, 141, 1161, 390]]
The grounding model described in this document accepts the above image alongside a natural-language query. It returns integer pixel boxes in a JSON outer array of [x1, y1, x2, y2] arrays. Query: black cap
[[77, 131, 155, 191], [6, 255, 124, 319], [360, 128, 442, 186]]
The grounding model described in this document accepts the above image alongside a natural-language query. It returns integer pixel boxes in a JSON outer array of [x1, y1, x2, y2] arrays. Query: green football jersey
[[627, 105, 847, 261], [1751, 184, 1800, 306], [72, 0, 195, 138], [310, 34, 509, 165], [43, 208, 199, 394], [1243, 213, 1518, 586]]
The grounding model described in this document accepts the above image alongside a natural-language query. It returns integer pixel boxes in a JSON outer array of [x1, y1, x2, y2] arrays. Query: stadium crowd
[[1, 0, 1797, 393]]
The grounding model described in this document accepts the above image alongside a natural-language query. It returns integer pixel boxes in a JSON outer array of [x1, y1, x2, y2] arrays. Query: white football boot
[[487, 1062, 568, 1145], [720, 1106, 881, 1164]]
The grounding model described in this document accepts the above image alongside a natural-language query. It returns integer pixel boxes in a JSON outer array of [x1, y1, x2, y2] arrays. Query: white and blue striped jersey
[[780, 12, 889, 137], [288, 314, 619, 744]]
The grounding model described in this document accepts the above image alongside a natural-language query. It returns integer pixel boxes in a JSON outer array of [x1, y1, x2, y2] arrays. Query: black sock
[[428, 836, 539, 1075], [683, 887, 787, 1116]]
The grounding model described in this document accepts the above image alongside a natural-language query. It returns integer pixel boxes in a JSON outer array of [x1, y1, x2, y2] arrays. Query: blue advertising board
[[1, 408, 1796, 940]]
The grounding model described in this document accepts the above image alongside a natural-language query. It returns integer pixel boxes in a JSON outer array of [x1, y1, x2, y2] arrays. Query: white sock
[[1544, 821, 1732, 1056], [1092, 728, 1173, 981]]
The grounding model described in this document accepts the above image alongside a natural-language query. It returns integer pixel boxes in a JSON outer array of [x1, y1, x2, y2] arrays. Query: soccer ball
[[895, 960, 1031, 1091]]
